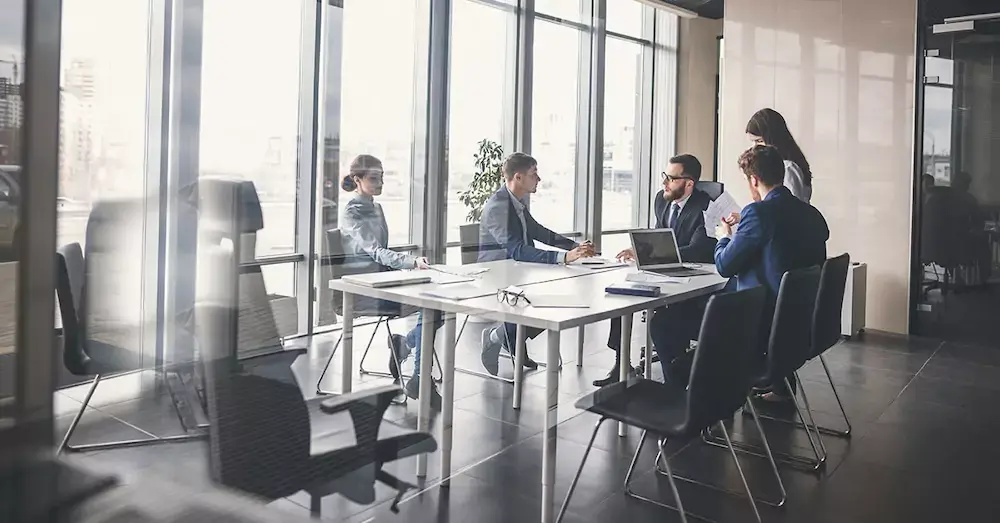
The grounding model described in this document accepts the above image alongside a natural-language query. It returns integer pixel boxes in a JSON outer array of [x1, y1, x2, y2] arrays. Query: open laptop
[[629, 228, 713, 277]]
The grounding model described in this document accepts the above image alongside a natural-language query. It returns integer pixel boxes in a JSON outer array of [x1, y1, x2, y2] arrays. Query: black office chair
[[56, 242, 206, 454], [557, 287, 785, 523], [316, 229, 440, 400], [696, 181, 724, 201], [706, 266, 826, 471], [201, 349, 437, 517]]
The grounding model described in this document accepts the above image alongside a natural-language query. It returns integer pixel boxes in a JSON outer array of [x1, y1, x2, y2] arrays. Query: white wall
[[677, 17, 723, 181], [719, 0, 918, 334]]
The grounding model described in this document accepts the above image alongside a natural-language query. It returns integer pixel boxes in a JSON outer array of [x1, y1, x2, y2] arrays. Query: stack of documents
[[703, 192, 742, 236]]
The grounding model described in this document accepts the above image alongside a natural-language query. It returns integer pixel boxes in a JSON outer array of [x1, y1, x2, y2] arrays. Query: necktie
[[668, 203, 680, 229]]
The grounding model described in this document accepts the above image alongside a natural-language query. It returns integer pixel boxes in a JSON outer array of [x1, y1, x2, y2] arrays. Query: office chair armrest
[[319, 384, 402, 415]]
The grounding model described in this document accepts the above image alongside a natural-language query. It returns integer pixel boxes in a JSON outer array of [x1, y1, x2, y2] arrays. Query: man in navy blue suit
[[714, 144, 828, 399], [594, 154, 717, 387], [653, 145, 828, 392], [477, 152, 595, 374]]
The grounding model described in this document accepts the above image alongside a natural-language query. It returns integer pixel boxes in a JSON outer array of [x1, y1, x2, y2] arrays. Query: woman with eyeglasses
[[745, 108, 813, 203], [339, 154, 442, 409]]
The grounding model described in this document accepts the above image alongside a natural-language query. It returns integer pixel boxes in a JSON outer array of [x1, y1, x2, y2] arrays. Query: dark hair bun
[[341, 175, 357, 192]]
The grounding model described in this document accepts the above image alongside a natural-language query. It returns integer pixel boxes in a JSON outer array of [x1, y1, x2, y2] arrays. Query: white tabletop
[[328, 259, 727, 331]]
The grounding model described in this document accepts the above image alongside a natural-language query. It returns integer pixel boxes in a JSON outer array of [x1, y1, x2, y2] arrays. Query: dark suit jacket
[[653, 188, 717, 263], [478, 188, 578, 264], [714, 185, 829, 307]]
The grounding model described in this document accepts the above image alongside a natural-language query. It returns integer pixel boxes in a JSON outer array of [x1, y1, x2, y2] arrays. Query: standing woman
[[746, 108, 813, 203], [339, 154, 442, 409]]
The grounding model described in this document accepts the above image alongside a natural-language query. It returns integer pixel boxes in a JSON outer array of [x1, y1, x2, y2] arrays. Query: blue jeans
[[404, 310, 443, 379]]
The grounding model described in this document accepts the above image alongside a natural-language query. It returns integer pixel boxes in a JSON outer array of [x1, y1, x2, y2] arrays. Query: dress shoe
[[481, 328, 502, 376], [405, 376, 442, 411], [593, 363, 636, 387], [388, 334, 408, 380]]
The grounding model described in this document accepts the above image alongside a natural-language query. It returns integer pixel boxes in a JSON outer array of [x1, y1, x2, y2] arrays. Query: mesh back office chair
[[696, 181, 724, 200], [315, 229, 440, 400], [705, 266, 827, 472], [197, 252, 437, 517], [56, 241, 205, 454], [557, 287, 785, 523]]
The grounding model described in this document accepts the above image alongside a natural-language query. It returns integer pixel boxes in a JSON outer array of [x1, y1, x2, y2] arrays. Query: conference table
[[328, 259, 727, 522]]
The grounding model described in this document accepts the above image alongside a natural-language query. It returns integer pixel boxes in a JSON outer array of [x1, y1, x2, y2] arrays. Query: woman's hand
[[414, 257, 430, 269]]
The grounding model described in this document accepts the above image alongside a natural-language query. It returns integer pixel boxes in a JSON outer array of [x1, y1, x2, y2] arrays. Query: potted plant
[[457, 139, 505, 264]]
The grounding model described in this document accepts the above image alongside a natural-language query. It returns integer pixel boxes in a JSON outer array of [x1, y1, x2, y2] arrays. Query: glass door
[[914, 14, 1000, 346]]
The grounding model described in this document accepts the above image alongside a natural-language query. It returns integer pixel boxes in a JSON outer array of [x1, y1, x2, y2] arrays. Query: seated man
[[477, 152, 594, 375], [599, 154, 717, 386], [655, 145, 829, 392]]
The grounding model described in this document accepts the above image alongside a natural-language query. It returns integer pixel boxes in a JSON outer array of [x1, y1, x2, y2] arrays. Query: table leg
[[619, 313, 633, 437], [541, 329, 560, 523], [512, 324, 526, 410], [340, 292, 354, 394], [440, 312, 456, 487], [416, 308, 437, 478], [576, 326, 585, 368], [645, 308, 654, 379]]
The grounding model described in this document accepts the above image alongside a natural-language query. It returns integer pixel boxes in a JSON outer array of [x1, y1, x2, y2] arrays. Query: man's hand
[[413, 257, 430, 269], [579, 240, 596, 256], [616, 248, 635, 262], [723, 212, 740, 226], [566, 245, 594, 264], [716, 221, 733, 240]]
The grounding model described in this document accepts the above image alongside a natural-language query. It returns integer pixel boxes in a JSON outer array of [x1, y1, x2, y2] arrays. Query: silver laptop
[[629, 229, 712, 277], [341, 272, 432, 288]]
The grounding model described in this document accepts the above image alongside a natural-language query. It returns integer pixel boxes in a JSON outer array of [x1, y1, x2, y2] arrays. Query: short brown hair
[[503, 152, 537, 180], [737, 145, 784, 187]]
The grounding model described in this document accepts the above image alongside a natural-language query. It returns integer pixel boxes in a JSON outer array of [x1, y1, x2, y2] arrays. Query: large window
[[531, 20, 584, 235], [333, 0, 420, 247], [447, 0, 515, 245], [201, 0, 305, 259], [602, 36, 644, 231]]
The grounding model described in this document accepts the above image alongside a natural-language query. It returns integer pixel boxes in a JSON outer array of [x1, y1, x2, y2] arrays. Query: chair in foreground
[[707, 267, 826, 471], [204, 358, 437, 518], [557, 287, 785, 523], [55, 243, 206, 454], [748, 254, 853, 439]]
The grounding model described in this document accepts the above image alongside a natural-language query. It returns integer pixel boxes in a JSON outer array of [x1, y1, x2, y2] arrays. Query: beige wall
[[677, 17, 723, 181], [718, 0, 918, 334]]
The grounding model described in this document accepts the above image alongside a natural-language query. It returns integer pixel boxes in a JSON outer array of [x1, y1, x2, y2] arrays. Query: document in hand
[[702, 191, 742, 234]]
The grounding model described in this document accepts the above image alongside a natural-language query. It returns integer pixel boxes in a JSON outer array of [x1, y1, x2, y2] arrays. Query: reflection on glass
[[531, 20, 582, 234], [602, 36, 643, 231], [447, 0, 512, 242], [535, 0, 589, 24], [923, 85, 953, 185], [1, 0, 24, 416]]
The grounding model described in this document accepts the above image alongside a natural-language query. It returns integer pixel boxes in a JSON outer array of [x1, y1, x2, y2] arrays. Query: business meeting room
[[4, 0, 1000, 522]]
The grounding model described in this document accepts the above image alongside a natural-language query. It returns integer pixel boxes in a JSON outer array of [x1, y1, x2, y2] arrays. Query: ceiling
[[653, 0, 1000, 22], [652, 0, 725, 19]]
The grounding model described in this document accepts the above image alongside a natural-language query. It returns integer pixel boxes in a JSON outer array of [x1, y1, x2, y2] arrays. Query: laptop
[[629, 229, 713, 277], [341, 272, 432, 288]]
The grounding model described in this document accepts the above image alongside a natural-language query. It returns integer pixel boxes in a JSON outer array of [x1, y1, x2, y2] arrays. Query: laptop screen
[[631, 229, 681, 267]]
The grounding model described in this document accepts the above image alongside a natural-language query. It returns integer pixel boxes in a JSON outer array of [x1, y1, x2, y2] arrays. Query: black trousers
[[502, 322, 543, 355], [606, 297, 707, 384]]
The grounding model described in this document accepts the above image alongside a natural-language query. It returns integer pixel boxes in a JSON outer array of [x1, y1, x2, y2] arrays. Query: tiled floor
[[54, 318, 1000, 523]]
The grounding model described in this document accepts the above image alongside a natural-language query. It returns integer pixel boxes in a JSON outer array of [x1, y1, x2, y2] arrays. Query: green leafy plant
[[458, 139, 505, 223]]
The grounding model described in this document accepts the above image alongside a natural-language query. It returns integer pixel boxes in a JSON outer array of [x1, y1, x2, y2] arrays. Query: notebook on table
[[341, 272, 432, 288]]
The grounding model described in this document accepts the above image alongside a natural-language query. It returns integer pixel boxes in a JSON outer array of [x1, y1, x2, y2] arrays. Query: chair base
[[57, 373, 208, 455], [557, 417, 767, 523]]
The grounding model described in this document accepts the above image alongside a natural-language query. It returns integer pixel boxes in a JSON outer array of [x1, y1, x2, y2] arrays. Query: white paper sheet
[[703, 191, 742, 237]]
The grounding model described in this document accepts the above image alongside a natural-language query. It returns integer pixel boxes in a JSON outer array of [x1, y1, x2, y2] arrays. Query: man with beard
[[594, 154, 717, 386]]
